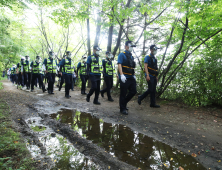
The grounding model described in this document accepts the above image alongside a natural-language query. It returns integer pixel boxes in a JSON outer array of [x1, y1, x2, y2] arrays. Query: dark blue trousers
[[140, 76, 157, 105], [101, 76, 113, 99], [80, 75, 88, 93], [47, 73, 55, 92], [64, 74, 72, 95], [119, 77, 137, 111], [87, 75, 101, 102]]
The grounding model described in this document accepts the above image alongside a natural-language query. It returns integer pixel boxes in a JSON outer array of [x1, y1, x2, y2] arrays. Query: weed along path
[[0, 80, 222, 170]]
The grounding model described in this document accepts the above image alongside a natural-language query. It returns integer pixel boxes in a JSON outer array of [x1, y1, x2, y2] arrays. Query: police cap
[[93, 46, 101, 51]]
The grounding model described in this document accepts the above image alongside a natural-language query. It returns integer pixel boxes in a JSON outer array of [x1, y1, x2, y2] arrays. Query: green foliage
[[0, 100, 36, 170], [31, 126, 46, 132]]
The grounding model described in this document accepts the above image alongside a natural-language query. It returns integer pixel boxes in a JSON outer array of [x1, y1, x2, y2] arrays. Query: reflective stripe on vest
[[105, 59, 116, 76], [91, 56, 102, 74], [47, 59, 57, 73], [80, 62, 87, 75], [64, 59, 74, 74], [33, 62, 42, 74]]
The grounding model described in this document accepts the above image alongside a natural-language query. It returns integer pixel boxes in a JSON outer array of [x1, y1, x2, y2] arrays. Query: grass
[[0, 96, 36, 169], [31, 126, 46, 132]]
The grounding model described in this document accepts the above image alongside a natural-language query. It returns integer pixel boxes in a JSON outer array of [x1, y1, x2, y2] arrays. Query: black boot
[[108, 97, 114, 102], [86, 95, 90, 102], [150, 104, 160, 108], [93, 100, 101, 105]]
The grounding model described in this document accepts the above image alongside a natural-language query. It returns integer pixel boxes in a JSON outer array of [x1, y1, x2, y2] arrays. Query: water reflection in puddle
[[50, 109, 206, 170], [26, 117, 100, 170]]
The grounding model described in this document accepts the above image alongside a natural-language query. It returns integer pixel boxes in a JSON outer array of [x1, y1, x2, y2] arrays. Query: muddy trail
[[1, 80, 222, 170]]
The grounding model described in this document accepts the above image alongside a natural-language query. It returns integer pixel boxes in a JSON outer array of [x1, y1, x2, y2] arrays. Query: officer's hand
[[120, 74, 127, 83], [156, 77, 158, 82], [116, 75, 119, 79], [60, 73, 62, 76], [21, 72, 23, 75], [45, 70, 48, 73], [31, 68, 33, 71], [146, 75, 150, 82]]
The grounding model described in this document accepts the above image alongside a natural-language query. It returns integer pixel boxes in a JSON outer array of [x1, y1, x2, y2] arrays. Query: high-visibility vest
[[80, 62, 87, 75], [33, 62, 42, 74], [91, 56, 102, 74], [104, 59, 116, 76], [23, 61, 31, 73], [11, 67, 15, 74], [121, 52, 135, 75], [47, 59, 57, 73], [17, 63, 22, 72], [64, 59, 75, 74]]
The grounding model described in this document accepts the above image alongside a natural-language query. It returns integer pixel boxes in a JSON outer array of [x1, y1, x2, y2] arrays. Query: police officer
[[30, 56, 46, 92], [58, 51, 75, 98], [21, 55, 31, 90], [86, 46, 103, 105], [58, 55, 66, 91], [100, 51, 116, 101], [10, 64, 16, 84], [17, 57, 25, 89], [77, 56, 88, 95], [138, 45, 160, 108], [118, 41, 137, 115], [43, 51, 57, 94]]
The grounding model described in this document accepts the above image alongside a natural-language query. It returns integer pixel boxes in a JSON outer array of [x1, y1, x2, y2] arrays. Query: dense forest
[[1, 0, 222, 106]]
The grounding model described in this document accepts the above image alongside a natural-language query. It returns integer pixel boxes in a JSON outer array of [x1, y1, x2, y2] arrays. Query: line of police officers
[[9, 41, 160, 115]]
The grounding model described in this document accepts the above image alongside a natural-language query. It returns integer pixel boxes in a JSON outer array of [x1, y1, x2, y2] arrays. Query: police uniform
[[30, 60, 46, 92], [43, 58, 57, 94], [138, 54, 159, 107], [10, 67, 16, 84], [86, 54, 103, 104], [17, 62, 24, 87], [58, 58, 75, 98], [100, 58, 116, 100], [21, 60, 31, 89], [77, 62, 88, 94], [118, 50, 137, 113]]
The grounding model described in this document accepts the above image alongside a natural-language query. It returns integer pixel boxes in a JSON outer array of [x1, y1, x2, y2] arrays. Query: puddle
[[50, 109, 206, 170], [26, 117, 100, 170]]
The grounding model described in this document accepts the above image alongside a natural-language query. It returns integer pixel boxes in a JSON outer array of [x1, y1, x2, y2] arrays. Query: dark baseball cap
[[125, 40, 136, 47], [150, 45, 159, 50], [93, 46, 102, 51]]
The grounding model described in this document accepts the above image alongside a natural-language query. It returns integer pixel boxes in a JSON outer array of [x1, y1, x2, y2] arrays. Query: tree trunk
[[107, 5, 114, 52], [87, 18, 91, 56], [94, 0, 101, 47]]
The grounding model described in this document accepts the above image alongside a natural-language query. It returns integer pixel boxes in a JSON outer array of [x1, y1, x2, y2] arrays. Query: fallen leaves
[[191, 153, 197, 157]]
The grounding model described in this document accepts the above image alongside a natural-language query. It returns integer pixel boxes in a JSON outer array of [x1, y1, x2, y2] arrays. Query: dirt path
[[1, 80, 222, 170]]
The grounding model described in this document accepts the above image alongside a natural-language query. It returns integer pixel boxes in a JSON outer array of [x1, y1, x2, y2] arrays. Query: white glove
[[120, 74, 127, 83], [133, 75, 136, 80]]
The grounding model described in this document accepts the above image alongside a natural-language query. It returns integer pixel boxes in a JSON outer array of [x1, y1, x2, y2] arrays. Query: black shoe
[[108, 98, 114, 102], [150, 104, 160, 108], [101, 91, 104, 98], [56, 85, 59, 88], [31, 89, 34, 92], [86, 95, 90, 102], [71, 89, 74, 91], [48, 90, 51, 94], [93, 101, 101, 105], [42, 89, 47, 93], [120, 110, 128, 115], [126, 107, 129, 110], [65, 94, 70, 99], [51, 92, 54, 94], [59, 87, 61, 91], [138, 96, 142, 105]]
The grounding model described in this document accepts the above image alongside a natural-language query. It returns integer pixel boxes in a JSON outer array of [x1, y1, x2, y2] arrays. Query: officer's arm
[[21, 65, 24, 74], [118, 64, 123, 75], [144, 63, 149, 78]]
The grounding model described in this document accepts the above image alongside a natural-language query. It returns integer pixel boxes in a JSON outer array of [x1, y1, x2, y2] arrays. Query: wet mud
[[50, 109, 206, 170]]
